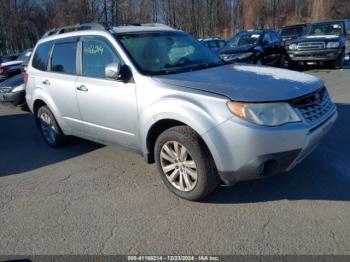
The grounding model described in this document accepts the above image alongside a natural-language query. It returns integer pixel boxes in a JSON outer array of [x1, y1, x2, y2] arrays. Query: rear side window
[[51, 42, 77, 74], [217, 40, 226, 48], [208, 41, 218, 48], [32, 42, 53, 71]]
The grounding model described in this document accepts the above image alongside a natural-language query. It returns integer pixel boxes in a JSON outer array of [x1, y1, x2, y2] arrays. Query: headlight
[[289, 44, 298, 50], [11, 84, 25, 93], [227, 101, 301, 126], [326, 42, 340, 48]]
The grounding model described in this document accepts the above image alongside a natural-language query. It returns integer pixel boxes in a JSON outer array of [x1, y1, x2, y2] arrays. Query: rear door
[[271, 31, 283, 63], [262, 32, 275, 64], [75, 36, 138, 149], [45, 38, 82, 132]]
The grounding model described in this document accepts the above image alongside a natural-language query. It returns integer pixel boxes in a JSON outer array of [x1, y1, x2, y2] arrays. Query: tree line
[[0, 0, 349, 55]]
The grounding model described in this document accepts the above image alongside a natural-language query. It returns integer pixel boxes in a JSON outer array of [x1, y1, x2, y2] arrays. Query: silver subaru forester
[[25, 23, 337, 201]]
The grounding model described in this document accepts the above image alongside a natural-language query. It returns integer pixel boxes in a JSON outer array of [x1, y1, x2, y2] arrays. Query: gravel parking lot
[[0, 65, 350, 255]]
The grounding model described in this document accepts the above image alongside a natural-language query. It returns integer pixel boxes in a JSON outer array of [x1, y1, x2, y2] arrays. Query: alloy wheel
[[40, 112, 57, 144], [160, 141, 198, 192]]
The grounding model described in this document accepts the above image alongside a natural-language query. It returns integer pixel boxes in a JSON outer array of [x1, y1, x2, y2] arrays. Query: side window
[[51, 42, 77, 74], [271, 32, 280, 43], [82, 38, 121, 78], [217, 40, 226, 48], [263, 33, 273, 44], [208, 41, 218, 49], [32, 42, 53, 71], [347, 21, 350, 35]]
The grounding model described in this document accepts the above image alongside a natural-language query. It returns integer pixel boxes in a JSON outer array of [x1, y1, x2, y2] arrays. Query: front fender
[[139, 96, 231, 163]]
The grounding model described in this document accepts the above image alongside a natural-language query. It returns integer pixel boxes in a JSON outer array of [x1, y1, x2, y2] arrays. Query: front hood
[[219, 45, 254, 55], [152, 64, 323, 102], [0, 60, 22, 67]]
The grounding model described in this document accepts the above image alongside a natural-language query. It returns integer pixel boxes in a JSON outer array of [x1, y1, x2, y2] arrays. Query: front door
[[75, 36, 138, 149]]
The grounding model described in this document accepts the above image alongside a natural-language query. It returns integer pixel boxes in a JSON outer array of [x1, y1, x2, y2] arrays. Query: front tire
[[332, 50, 345, 69], [154, 126, 220, 201], [36, 106, 66, 147]]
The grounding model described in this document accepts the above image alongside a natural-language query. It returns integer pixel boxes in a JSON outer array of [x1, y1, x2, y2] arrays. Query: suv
[[26, 23, 337, 201], [219, 30, 284, 65], [286, 20, 350, 69]]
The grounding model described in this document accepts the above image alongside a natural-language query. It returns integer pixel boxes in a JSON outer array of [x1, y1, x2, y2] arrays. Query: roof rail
[[42, 23, 106, 38], [141, 23, 172, 28]]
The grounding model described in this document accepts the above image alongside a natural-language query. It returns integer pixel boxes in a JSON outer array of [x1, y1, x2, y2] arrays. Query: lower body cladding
[[202, 109, 338, 186], [287, 49, 342, 62]]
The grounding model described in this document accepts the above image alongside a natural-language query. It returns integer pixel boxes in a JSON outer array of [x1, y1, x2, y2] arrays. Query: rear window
[[51, 42, 77, 75], [32, 42, 53, 71]]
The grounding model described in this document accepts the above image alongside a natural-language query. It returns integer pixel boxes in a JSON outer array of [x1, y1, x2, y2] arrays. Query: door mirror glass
[[105, 62, 121, 79]]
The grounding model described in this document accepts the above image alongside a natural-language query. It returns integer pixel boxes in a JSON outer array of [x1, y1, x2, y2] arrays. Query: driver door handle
[[77, 85, 88, 92]]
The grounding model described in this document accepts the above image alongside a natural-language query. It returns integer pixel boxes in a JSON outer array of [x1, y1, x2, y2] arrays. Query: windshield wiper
[[152, 63, 223, 75]]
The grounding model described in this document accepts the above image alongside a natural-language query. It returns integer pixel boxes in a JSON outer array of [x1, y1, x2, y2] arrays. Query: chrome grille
[[291, 87, 335, 124], [297, 42, 325, 50]]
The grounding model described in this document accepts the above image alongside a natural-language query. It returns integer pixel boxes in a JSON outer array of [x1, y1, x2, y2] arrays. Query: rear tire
[[36, 106, 66, 147], [154, 126, 220, 201]]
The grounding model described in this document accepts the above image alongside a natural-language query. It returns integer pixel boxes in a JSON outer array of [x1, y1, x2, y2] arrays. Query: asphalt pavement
[[0, 64, 349, 255]]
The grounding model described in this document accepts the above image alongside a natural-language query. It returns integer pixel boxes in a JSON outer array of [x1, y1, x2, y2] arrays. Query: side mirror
[[105, 62, 121, 80]]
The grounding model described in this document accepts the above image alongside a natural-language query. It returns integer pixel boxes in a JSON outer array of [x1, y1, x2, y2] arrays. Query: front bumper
[[0, 90, 25, 106], [287, 49, 341, 62], [202, 107, 337, 186]]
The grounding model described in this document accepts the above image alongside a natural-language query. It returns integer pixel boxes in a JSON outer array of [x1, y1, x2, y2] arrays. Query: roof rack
[[42, 23, 107, 38]]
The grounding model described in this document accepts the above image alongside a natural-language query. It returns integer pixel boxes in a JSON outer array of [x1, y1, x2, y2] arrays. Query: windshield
[[116, 32, 223, 75], [227, 33, 261, 48], [306, 22, 344, 36], [281, 27, 304, 37]]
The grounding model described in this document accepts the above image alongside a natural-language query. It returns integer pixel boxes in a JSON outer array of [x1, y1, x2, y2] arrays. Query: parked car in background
[[26, 23, 337, 201], [0, 56, 9, 65], [200, 38, 227, 52], [5, 54, 20, 61], [0, 48, 32, 82], [0, 74, 25, 106], [286, 19, 350, 69], [280, 24, 307, 45], [218, 30, 284, 65]]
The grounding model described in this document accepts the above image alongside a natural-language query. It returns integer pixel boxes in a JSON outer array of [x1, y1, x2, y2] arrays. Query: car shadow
[[206, 103, 350, 204], [0, 113, 102, 177]]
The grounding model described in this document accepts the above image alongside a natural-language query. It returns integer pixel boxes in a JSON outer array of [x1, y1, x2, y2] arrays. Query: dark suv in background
[[218, 30, 284, 66], [286, 19, 350, 69]]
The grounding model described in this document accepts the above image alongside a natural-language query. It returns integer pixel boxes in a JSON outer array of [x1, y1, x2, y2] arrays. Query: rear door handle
[[77, 85, 88, 92], [42, 80, 50, 85]]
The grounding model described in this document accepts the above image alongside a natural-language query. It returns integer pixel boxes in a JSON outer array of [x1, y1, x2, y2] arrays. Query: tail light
[[24, 72, 29, 84], [0, 67, 3, 74]]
